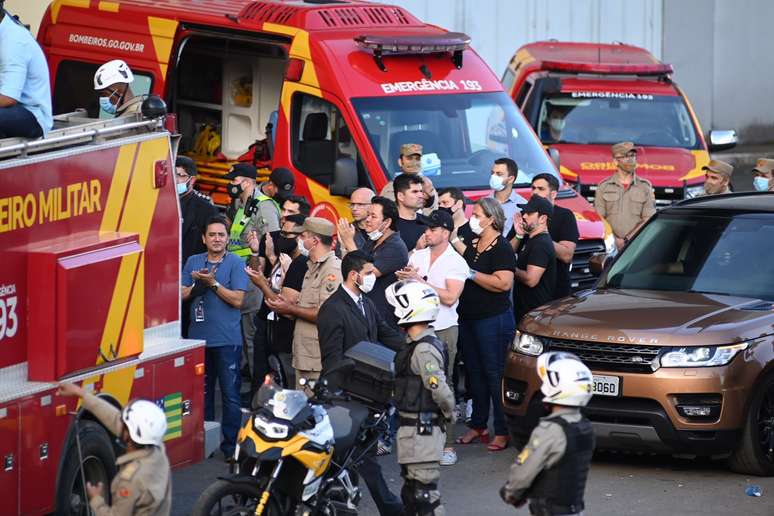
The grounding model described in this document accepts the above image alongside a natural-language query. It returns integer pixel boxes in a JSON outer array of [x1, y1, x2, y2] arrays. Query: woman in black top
[[455, 198, 516, 451]]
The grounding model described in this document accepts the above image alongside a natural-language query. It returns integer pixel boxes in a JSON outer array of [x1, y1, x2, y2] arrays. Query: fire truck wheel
[[56, 420, 117, 516]]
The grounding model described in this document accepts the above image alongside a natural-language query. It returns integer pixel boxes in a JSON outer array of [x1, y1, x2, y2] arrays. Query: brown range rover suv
[[502, 192, 774, 475]]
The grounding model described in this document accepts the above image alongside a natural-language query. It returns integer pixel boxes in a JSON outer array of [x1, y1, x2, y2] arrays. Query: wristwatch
[[211, 281, 221, 291]]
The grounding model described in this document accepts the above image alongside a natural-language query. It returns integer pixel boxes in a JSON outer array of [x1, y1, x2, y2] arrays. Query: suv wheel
[[729, 372, 774, 476]]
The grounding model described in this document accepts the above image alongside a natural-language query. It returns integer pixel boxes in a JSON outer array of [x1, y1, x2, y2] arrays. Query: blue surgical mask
[[176, 181, 189, 195], [753, 176, 770, 192], [99, 96, 117, 115], [489, 174, 506, 192]]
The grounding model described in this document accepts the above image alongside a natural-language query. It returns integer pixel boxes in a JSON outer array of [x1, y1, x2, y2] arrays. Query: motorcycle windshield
[[271, 390, 308, 421]]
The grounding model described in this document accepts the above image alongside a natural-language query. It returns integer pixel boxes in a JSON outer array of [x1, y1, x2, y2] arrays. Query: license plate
[[592, 375, 620, 397]]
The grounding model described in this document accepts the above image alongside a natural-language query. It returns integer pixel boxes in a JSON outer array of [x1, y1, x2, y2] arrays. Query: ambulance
[[40, 0, 609, 290], [503, 41, 738, 205], [0, 110, 206, 515]]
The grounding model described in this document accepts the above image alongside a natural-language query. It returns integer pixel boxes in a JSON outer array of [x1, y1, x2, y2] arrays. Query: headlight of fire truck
[[684, 184, 705, 199]]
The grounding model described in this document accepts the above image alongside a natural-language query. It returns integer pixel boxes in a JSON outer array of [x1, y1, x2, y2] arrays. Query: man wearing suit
[[317, 250, 405, 516]]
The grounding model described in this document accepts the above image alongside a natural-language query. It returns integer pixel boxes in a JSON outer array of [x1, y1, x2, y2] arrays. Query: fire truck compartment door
[[27, 234, 144, 381]]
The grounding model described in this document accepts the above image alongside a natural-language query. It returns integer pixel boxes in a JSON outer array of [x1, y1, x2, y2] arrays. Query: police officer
[[751, 158, 774, 192], [500, 352, 595, 516], [701, 159, 734, 196], [225, 164, 294, 259], [386, 280, 455, 516], [594, 141, 656, 251], [57, 382, 171, 516], [265, 217, 341, 395], [380, 143, 438, 215], [177, 156, 218, 265]]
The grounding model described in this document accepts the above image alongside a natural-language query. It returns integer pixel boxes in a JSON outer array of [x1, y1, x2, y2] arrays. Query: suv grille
[[570, 239, 605, 292], [545, 338, 661, 373]]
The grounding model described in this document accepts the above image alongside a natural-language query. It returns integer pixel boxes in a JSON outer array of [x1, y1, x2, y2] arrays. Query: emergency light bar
[[541, 60, 673, 76], [354, 33, 471, 71]]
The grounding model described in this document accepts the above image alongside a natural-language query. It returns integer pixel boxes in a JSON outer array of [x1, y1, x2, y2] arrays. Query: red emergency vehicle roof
[[56, 0, 425, 32], [516, 41, 672, 76]]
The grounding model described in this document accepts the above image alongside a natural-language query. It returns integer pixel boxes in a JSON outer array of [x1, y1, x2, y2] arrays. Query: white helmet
[[536, 352, 593, 407], [385, 280, 440, 326], [121, 399, 167, 446], [94, 59, 134, 90]]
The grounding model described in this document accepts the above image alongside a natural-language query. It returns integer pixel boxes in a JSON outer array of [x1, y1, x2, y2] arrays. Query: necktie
[[357, 296, 366, 316]]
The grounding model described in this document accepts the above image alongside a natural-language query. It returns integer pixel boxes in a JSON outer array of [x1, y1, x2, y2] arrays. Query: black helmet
[[141, 95, 167, 119]]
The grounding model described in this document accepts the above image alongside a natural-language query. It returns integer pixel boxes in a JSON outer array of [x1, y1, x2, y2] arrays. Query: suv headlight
[[684, 184, 705, 199], [511, 331, 544, 356], [659, 343, 748, 368]]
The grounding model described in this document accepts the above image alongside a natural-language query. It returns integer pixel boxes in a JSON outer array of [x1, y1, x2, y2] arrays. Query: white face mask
[[469, 216, 486, 235], [489, 174, 506, 192], [358, 272, 377, 294], [549, 118, 565, 132], [368, 229, 383, 241], [297, 237, 310, 256]]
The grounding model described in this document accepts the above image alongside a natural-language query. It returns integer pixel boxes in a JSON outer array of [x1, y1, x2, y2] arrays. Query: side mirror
[[708, 130, 737, 152], [329, 157, 358, 197], [548, 147, 560, 168], [589, 252, 607, 276]]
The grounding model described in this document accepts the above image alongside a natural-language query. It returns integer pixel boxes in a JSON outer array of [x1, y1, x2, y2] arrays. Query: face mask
[[469, 216, 485, 235], [99, 96, 117, 115], [439, 206, 454, 216], [489, 174, 507, 192], [753, 176, 770, 192], [357, 272, 376, 294], [227, 182, 243, 199], [549, 118, 565, 132], [297, 237, 309, 256], [276, 236, 298, 255], [368, 229, 383, 241], [176, 180, 190, 195]]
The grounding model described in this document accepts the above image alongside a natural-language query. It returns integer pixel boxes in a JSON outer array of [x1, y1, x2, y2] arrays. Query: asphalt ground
[[172, 418, 774, 516]]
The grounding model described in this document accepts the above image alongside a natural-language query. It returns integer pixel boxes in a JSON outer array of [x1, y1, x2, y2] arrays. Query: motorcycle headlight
[[659, 343, 748, 368], [684, 184, 705, 199], [511, 331, 544, 356], [253, 415, 290, 439]]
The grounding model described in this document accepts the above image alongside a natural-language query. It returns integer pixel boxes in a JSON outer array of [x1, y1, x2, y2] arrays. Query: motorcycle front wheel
[[191, 479, 286, 516]]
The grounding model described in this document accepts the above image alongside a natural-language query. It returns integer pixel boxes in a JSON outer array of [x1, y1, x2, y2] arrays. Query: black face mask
[[439, 206, 455, 216], [276, 236, 298, 255], [228, 183, 243, 199]]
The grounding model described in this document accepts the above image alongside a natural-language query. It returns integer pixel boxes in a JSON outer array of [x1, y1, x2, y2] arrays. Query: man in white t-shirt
[[396, 209, 469, 466]]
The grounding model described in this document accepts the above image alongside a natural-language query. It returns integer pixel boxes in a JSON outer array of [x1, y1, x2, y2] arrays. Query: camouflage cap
[[753, 158, 774, 174], [611, 141, 637, 157], [302, 216, 335, 237], [702, 159, 734, 179], [400, 143, 423, 157]]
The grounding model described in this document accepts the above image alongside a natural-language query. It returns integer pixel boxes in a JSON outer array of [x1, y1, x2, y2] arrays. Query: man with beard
[[594, 142, 655, 251], [701, 159, 734, 196]]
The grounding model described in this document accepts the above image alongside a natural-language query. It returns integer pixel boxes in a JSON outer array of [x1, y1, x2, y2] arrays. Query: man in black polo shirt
[[394, 173, 427, 251], [510, 174, 579, 299], [512, 195, 557, 323]]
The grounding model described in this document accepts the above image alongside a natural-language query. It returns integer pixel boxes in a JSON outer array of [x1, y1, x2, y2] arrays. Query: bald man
[[337, 187, 374, 254]]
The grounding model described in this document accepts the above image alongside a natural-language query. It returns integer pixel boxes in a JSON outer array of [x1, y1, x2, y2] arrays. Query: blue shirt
[[493, 189, 527, 238], [0, 13, 53, 135], [182, 252, 248, 347]]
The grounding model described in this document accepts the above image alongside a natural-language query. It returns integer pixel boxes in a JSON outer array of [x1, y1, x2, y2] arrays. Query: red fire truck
[[0, 112, 206, 515], [40, 0, 610, 290], [502, 41, 738, 205]]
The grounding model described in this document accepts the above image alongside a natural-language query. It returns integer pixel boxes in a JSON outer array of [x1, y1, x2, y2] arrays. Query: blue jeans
[[0, 104, 43, 139], [205, 345, 242, 456], [459, 310, 515, 436]]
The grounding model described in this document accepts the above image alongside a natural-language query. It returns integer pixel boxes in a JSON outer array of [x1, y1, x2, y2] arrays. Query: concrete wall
[[381, 0, 663, 80], [4, 0, 47, 35], [663, 0, 774, 143]]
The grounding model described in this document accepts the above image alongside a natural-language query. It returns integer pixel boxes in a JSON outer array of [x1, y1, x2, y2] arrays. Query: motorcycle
[[192, 362, 388, 516]]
